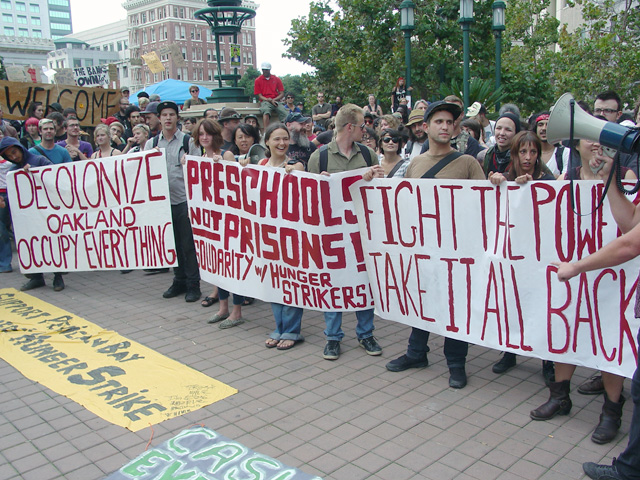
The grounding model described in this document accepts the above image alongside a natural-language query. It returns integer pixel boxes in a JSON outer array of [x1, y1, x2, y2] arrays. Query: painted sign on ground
[[105, 426, 322, 480], [185, 158, 373, 311], [6, 150, 177, 272], [350, 179, 640, 378], [0, 80, 120, 126], [0, 289, 237, 431]]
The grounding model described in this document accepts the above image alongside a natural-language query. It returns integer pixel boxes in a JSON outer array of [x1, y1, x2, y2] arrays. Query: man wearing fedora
[[218, 107, 242, 151], [405, 109, 428, 160], [254, 62, 286, 128]]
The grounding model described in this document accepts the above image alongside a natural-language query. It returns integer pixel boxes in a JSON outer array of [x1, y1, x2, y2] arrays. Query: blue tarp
[[131, 79, 212, 106]]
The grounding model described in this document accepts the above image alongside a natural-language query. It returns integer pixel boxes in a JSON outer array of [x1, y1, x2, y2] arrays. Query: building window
[[181, 47, 187, 59], [48, 0, 69, 5], [195, 29, 201, 40], [208, 69, 213, 81], [174, 25, 179, 39], [86, 58, 93, 66], [142, 30, 147, 43], [29, 3, 39, 12], [123, 66, 128, 78], [18, 28, 28, 36], [247, 52, 252, 65], [32, 28, 41, 37], [31, 16, 40, 25], [163, 26, 167, 39], [220, 50, 224, 62], [51, 22, 71, 30], [246, 33, 252, 45], [190, 27, 194, 40], [149, 9, 154, 21], [4, 26, 13, 35], [207, 49, 212, 61], [1, 1, 11, 10], [49, 10, 70, 18], [179, 7, 184, 18], [15, 2, 25, 11], [2, 13, 12, 22], [180, 25, 185, 39], [117, 40, 122, 51], [17, 15, 26, 23], [140, 12, 146, 23], [150, 28, 155, 42]]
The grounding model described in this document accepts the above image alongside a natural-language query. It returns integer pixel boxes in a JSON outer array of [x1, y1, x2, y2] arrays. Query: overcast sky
[[69, 0, 314, 76]]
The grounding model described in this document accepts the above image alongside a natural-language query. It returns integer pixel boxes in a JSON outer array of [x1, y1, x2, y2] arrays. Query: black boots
[[591, 393, 625, 444], [530, 380, 572, 420]]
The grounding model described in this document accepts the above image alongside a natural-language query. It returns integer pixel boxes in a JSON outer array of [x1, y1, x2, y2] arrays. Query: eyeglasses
[[362, 135, 372, 141], [382, 137, 400, 144], [190, 89, 199, 93], [594, 108, 618, 116]]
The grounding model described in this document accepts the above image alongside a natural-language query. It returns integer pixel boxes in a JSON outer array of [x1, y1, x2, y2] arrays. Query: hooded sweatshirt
[[0, 137, 51, 170]]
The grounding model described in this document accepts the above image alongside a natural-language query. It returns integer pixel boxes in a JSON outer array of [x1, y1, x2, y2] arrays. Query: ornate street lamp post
[[459, 0, 474, 110], [492, 0, 506, 111], [195, 0, 255, 103], [400, 0, 416, 104]]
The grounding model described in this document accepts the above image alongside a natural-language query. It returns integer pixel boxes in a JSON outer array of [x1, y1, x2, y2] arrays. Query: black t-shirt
[[287, 142, 317, 169]]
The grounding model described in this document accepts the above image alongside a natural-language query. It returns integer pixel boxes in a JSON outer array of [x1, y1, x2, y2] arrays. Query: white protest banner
[[185, 158, 373, 312], [350, 179, 640, 378], [73, 65, 110, 88], [7, 150, 177, 273]]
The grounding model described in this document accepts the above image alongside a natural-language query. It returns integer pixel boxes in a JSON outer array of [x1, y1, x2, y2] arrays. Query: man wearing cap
[[142, 101, 161, 137], [137, 91, 150, 100], [467, 101, 495, 146], [254, 62, 286, 127], [114, 96, 131, 130], [218, 107, 242, 152], [386, 100, 485, 389], [405, 108, 428, 159], [312, 92, 332, 130], [144, 101, 201, 303], [285, 112, 316, 168], [307, 103, 383, 361], [29, 118, 72, 164], [184, 85, 207, 109]]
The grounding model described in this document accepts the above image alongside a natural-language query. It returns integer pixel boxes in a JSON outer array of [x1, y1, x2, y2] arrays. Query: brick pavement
[[0, 266, 633, 480]]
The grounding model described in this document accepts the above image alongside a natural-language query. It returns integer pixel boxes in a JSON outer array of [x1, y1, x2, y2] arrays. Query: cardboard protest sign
[[54, 68, 75, 86], [350, 179, 640, 378], [105, 426, 322, 480], [73, 65, 109, 88], [141, 51, 165, 74], [0, 290, 237, 431], [0, 80, 120, 126], [5, 65, 27, 82], [185, 159, 374, 312], [168, 43, 186, 67], [6, 150, 177, 272]]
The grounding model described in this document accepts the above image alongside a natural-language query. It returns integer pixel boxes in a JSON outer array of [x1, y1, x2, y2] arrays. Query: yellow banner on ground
[[0, 289, 236, 431]]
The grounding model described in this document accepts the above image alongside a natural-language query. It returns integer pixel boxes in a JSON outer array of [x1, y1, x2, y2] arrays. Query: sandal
[[265, 338, 279, 349], [201, 296, 219, 307], [277, 339, 304, 350], [243, 297, 255, 306]]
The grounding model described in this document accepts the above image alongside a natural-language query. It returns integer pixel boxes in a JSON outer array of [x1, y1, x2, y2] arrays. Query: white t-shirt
[[545, 146, 571, 176]]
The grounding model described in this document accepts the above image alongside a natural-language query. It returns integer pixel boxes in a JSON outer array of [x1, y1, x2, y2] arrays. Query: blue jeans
[[0, 192, 11, 271], [270, 304, 304, 341], [218, 288, 243, 305], [323, 309, 374, 342], [616, 329, 640, 479], [406, 327, 468, 368]]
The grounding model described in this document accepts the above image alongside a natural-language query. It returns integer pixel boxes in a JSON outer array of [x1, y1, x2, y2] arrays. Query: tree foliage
[[238, 66, 260, 99], [285, 0, 640, 117]]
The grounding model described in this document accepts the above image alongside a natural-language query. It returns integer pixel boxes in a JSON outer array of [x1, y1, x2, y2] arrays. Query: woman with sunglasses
[[378, 128, 409, 178], [361, 127, 379, 154]]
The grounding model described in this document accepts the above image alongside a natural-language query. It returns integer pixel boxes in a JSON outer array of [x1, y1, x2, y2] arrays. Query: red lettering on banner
[[441, 185, 462, 250], [281, 174, 299, 222], [414, 254, 436, 323], [482, 262, 503, 344], [212, 162, 224, 206], [241, 168, 258, 215], [530, 183, 555, 261], [378, 186, 397, 245], [384, 252, 404, 315], [594, 270, 617, 362], [616, 269, 638, 365], [323, 233, 345, 269], [300, 177, 320, 226], [320, 181, 341, 226], [260, 169, 280, 218], [223, 213, 239, 250], [369, 252, 386, 311], [301, 231, 323, 269], [509, 264, 532, 351], [416, 185, 441, 247], [126, 156, 145, 205], [239, 217, 254, 255], [187, 159, 202, 201], [546, 265, 571, 353], [281, 227, 299, 267], [340, 175, 360, 224], [555, 183, 575, 262], [226, 165, 240, 209], [471, 185, 493, 252], [349, 231, 365, 272], [396, 181, 416, 247], [261, 224, 278, 260], [573, 272, 597, 354]]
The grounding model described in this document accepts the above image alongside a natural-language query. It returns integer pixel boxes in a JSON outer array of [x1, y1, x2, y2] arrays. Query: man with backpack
[[144, 101, 201, 303], [385, 100, 485, 389], [307, 103, 383, 361]]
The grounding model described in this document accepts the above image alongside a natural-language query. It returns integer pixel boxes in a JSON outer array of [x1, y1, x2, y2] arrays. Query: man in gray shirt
[[144, 101, 201, 302]]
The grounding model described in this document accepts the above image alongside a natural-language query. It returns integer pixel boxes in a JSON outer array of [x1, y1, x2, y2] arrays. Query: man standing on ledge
[[386, 100, 485, 388], [144, 101, 201, 303], [307, 104, 384, 361], [254, 62, 286, 128]]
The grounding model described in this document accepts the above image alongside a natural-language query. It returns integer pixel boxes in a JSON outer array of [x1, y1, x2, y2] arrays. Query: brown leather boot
[[591, 393, 625, 444], [530, 380, 572, 420]]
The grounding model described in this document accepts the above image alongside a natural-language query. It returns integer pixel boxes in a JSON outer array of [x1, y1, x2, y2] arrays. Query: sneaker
[[163, 283, 187, 299], [323, 340, 340, 360], [386, 354, 429, 372], [449, 367, 467, 389], [359, 336, 382, 356], [20, 275, 45, 291], [583, 459, 623, 480], [578, 374, 605, 395], [52, 274, 65, 292], [492, 352, 516, 374]]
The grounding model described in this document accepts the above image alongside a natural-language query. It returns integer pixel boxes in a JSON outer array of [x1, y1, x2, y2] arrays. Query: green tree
[[238, 66, 260, 99], [552, 0, 640, 108], [0, 56, 6, 81], [281, 74, 305, 102]]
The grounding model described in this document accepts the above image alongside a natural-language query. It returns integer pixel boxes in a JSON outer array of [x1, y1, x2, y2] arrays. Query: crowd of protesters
[[0, 73, 639, 480]]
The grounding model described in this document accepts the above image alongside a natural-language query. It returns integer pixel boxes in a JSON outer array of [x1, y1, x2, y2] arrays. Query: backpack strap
[[152, 133, 189, 153], [152, 134, 159, 148], [555, 145, 564, 174], [355, 142, 372, 166], [33, 145, 51, 161], [422, 151, 463, 179], [319, 145, 329, 173]]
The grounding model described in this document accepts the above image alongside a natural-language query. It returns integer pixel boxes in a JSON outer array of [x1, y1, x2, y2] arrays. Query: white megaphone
[[547, 93, 640, 154]]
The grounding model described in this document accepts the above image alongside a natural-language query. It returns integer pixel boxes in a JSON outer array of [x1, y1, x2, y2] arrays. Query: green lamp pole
[[400, 0, 416, 100], [459, 0, 474, 110], [492, 0, 506, 111]]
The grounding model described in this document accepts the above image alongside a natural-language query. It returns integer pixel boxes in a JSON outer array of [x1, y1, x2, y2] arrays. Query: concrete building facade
[[122, 0, 258, 91]]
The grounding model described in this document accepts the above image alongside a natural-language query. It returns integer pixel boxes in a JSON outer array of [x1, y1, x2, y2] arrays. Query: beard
[[291, 129, 311, 149]]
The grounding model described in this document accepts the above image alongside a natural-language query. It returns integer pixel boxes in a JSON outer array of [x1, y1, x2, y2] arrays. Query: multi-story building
[[123, 0, 258, 91]]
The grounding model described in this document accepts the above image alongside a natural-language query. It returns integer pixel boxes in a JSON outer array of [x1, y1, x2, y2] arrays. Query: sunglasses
[[382, 137, 400, 144], [190, 89, 199, 93]]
